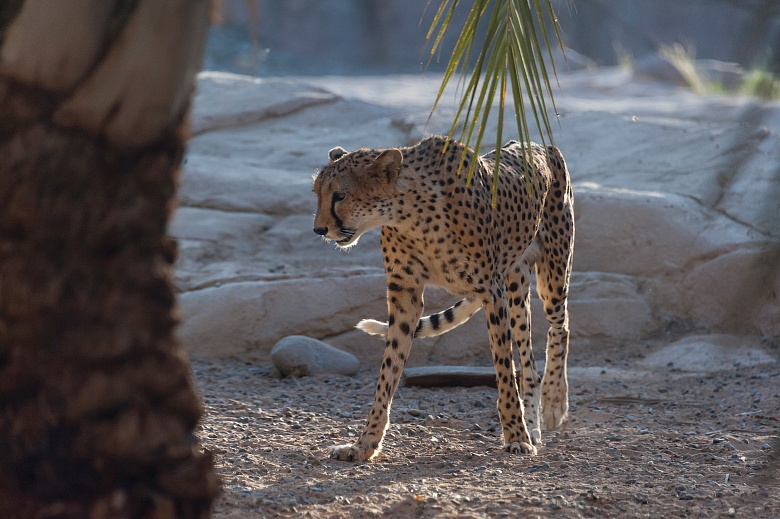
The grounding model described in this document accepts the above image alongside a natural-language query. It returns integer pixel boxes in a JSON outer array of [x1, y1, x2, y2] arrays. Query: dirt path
[[193, 339, 779, 518]]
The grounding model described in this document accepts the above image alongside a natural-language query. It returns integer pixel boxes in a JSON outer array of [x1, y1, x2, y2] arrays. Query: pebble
[[271, 335, 359, 377]]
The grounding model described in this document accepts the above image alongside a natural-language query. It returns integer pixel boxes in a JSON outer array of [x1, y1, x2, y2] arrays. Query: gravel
[[192, 339, 780, 518]]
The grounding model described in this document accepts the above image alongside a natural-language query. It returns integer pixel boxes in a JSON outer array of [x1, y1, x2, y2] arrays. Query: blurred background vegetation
[[208, 0, 779, 80]]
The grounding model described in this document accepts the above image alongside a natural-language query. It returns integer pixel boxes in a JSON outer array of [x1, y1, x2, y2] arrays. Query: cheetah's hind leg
[[537, 146, 575, 431]]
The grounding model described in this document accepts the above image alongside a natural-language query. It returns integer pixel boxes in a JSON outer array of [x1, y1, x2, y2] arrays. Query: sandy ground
[[192, 337, 780, 518]]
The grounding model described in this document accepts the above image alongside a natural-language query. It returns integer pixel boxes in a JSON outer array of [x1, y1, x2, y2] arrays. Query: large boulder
[[173, 71, 780, 361], [178, 275, 387, 358], [573, 183, 757, 277]]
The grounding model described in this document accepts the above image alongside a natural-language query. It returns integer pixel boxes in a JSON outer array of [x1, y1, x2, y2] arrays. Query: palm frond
[[426, 0, 563, 205]]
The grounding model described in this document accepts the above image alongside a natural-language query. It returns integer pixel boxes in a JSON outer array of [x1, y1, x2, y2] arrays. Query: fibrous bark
[[0, 1, 218, 517]]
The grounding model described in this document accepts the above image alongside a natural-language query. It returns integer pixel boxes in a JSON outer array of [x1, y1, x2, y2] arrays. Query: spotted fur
[[312, 136, 574, 461]]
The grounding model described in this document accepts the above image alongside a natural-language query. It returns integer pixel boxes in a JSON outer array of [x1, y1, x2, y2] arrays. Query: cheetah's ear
[[328, 147, 347, 163], [373, 148, 403, 184]]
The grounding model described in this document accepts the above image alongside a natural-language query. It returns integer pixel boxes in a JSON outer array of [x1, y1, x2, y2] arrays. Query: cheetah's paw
[[328, 443, 375, 462], [504, 441, 537, 456]]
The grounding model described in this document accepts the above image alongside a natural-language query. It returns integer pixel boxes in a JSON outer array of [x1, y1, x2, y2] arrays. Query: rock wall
[[173, 70, 780, 364]]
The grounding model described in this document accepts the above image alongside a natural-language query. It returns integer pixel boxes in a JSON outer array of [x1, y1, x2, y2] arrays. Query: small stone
[[529, 462, 550, 473], [271, 335, 359, 377], [761, 443, 771, 450]]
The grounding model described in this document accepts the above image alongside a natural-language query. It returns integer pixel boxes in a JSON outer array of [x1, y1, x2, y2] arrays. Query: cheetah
[[312, 136, 574, 461]]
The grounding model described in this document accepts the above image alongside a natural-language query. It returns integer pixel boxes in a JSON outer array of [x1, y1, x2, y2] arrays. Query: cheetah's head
[[312, 146, 402, 248]]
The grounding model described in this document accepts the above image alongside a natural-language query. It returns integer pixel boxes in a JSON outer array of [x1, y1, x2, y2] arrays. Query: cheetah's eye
[[332, 192, 346, 203]]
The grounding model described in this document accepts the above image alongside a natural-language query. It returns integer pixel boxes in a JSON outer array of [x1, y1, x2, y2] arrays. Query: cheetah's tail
[[356, 298, 483, 339]]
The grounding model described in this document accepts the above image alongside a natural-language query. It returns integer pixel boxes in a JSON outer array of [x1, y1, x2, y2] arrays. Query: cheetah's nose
[[313, 227, 328, 236]]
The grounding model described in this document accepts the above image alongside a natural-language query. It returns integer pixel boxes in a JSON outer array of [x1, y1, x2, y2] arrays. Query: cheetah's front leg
[[484, 284, 537, 456], [507, 260, 542, 445], [329, 282, 423, 461]]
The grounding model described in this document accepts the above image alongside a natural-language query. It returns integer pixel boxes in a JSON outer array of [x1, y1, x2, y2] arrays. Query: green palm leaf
[[425, 0, 564, 205]]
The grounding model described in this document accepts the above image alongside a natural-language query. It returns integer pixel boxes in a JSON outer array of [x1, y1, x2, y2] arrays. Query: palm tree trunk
[[0, 1, 217, 517]]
